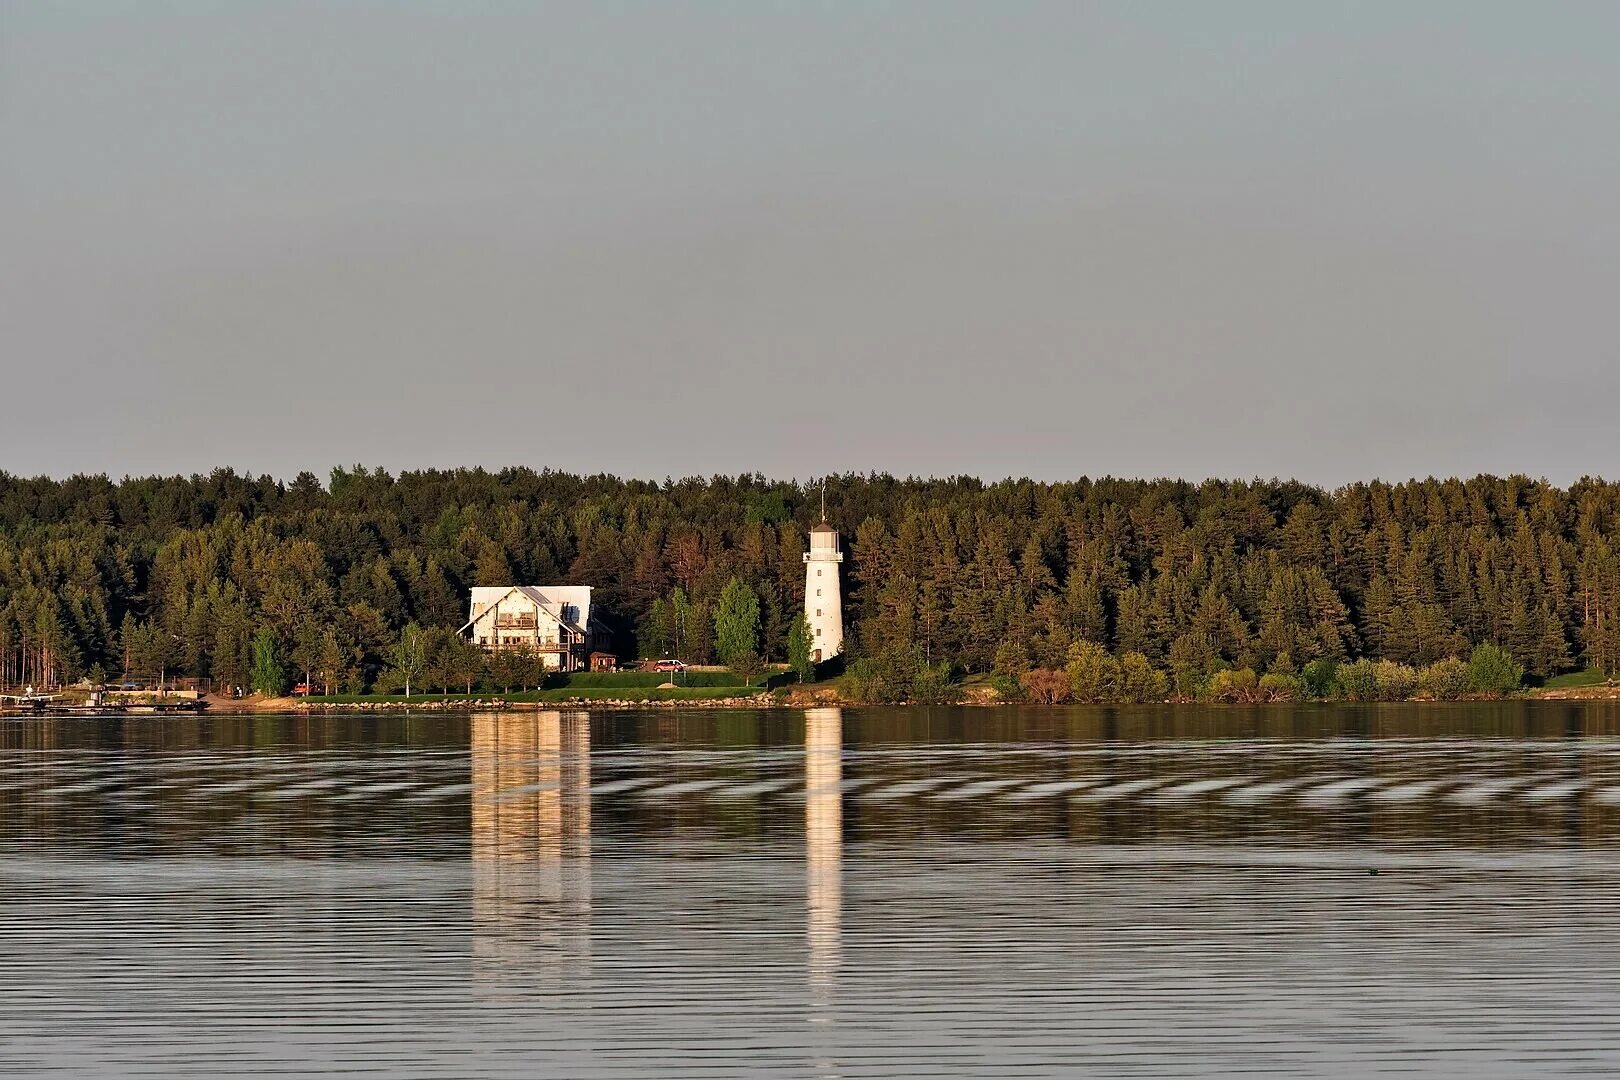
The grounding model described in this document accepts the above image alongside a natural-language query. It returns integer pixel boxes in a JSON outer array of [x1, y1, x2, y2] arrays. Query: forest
[[0, 467, 1616, 695]]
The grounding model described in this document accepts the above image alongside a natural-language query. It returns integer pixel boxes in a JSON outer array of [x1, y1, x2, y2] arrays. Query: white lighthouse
[[803, 505, 844, 662]]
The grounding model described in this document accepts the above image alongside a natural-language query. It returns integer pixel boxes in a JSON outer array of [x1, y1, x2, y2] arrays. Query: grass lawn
[[547, 671, 769, 689], [1542, 669, 1610, 689], [790, 673, 852, 695]]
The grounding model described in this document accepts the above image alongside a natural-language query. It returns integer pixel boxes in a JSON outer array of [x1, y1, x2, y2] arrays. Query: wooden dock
[[0, 693, 209, 717]]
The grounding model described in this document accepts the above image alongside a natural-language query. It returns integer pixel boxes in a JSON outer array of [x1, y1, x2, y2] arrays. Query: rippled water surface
[[7, 703, 1620, 1077]]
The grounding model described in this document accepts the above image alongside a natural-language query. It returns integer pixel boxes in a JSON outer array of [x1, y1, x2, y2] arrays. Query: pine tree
[[1531, 600, 1572, 676], [1113, 584, 1152, 657], [641, 597, 671, 659], [1167, 632, 1217, 699]]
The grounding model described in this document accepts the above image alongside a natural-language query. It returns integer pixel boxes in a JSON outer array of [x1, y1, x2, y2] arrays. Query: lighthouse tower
[[803, 496, 844, 661]]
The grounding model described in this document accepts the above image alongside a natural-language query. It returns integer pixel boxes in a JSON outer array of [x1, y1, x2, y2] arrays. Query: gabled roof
[[461, 584, 594, 636]]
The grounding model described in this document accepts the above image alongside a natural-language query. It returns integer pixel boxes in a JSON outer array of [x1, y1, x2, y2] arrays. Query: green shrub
[[846, 646, 959, 704], [1371, 660, 1418, 701], [1301, 658, 1339, 699], [910, 662, 962, 705], [845, 656, 905, 704], [550, 671, 665, 688], [1206, 667, 1261, 703], [1467, 644, 1524, 696], [1336, 660, 1378, 701], [990, 673, 1027, 702], [1065, 641, 1118, 704], [1059, 642, 1169, 703], [1258, 671, 1306, 702], [1418, 657, 1470, 700], [1115, 651, 1168, 703]]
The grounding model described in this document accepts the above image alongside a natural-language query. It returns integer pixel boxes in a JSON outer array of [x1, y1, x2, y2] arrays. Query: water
[[6, 702, 1620, 1077]]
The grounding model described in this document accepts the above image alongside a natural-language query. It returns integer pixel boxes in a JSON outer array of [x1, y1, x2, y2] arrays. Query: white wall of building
[[803, 526, 844, 659], [465, 585, 592, 671]]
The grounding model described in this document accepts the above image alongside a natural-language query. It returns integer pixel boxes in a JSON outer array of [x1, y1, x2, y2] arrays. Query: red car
[[291, 682, 314, 696], [651, 659, 686, 673]]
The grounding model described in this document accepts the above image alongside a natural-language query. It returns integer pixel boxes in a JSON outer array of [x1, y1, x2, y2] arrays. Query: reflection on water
[[10, 702, 1620, 1075], [471, 711, 591, 985], [805, 707, 842, 989]]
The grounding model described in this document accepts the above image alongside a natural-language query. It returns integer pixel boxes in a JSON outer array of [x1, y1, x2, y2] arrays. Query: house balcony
[[481, 639, 573, 654]]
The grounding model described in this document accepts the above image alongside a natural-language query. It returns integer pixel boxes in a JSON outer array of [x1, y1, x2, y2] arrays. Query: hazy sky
[[4, 2, 1618, 486]]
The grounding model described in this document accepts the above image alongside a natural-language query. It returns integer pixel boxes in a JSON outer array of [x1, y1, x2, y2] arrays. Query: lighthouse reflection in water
[[805, 707, 843, 989], [16, 705, 1620, 1074], [468, 707, 847, 996]]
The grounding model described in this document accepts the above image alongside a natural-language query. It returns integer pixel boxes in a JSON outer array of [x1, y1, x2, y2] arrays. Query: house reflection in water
[[470, 710, 591, 986], [805, 707, 843, 988]]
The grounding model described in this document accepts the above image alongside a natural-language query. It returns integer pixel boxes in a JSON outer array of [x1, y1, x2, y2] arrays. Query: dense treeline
[[1, 467, 1618, 692]]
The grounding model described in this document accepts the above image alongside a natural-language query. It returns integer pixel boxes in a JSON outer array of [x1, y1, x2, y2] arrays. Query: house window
[[816, 628, 822, 637], [817, 609, 822, 617], [816, 589, 821, 597], [817, 569, 822, 577], [479, 637, 488, 646]]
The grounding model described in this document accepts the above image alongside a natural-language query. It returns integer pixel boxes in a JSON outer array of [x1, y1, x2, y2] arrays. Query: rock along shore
[[207, 694, 791, 713]]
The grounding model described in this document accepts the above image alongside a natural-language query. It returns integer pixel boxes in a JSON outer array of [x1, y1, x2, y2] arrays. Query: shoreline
[[9, 685, 1613, 718], [192, 686, 1611, 714]]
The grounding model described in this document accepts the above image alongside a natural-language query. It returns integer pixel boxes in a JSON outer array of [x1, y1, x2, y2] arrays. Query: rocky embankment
[[1528, 685, 1620, 700], [208, 693, 782, 712]]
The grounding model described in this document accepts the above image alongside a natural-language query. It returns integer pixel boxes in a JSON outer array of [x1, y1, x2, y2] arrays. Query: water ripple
[[6, 704, 1620, 1076]]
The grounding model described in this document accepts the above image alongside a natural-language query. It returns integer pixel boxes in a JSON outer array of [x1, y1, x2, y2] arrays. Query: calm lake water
[[7, 702, 1620, 1077]]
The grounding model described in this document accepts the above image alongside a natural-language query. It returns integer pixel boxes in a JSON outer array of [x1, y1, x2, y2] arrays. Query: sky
[[3, 2, 1618, 487]]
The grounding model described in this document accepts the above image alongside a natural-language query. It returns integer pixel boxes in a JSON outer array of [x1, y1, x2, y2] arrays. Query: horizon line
[[0, 464, 1607, 494]]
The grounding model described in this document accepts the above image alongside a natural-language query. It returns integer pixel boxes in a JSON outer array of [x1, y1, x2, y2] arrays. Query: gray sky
[[3, 2, 1618, 486]]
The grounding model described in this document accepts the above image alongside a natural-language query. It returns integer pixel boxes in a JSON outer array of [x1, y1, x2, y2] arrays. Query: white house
[[460, 586, 610, 672]]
